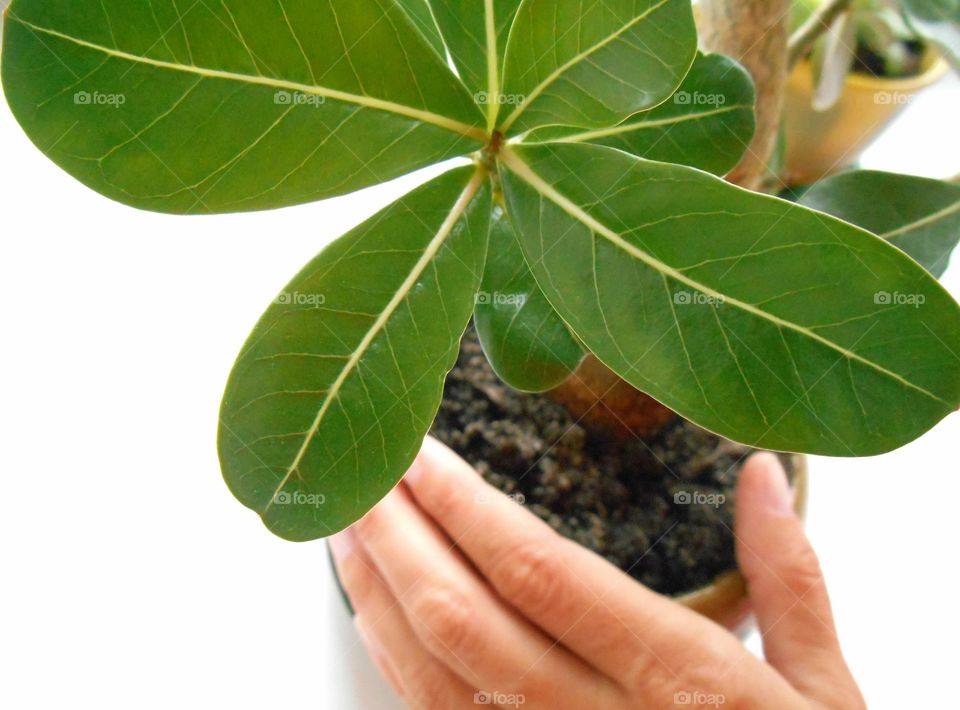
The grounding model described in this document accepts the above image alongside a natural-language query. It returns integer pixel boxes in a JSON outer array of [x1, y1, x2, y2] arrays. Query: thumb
[[735, 453, 864, 708]]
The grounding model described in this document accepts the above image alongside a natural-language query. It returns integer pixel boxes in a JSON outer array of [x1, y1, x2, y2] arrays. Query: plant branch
[[788, 0, 854, 69]]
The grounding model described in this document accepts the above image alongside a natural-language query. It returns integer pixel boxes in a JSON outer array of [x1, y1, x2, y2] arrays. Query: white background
[[1, 57, 958, 708]]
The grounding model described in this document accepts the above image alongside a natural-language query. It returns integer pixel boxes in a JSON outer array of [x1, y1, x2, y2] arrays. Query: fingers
[[403, 437, 749, 689], [329, 529, 476, 709], [735, 453, 865, 708], [353, 484, 618, 709]]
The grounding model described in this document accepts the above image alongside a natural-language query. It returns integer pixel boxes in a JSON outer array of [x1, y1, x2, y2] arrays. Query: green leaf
[[218, 166, 490, 540], [525, 53, 756, 176], [394, 0, 448, 59], [903, 0, 960, 68], [427, 0, 521, 128], [498, 0, 697, 134], [475, 204, 583, 391], [500, 143, 960, 456], [800, 170, 960, 278], [1, 0, 485, 214]]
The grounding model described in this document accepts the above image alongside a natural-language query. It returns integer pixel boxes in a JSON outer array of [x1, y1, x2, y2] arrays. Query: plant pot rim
[[673, 453, 808, 628], [793, 47, 948, 92]]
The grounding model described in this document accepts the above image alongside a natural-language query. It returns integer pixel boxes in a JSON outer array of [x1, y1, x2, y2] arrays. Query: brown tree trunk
[[549, 0, 791, 435], [697, 0, 791, 189]]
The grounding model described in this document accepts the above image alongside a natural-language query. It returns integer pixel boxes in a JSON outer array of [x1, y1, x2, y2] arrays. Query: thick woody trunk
[[697, 0, 791, 189], [550, 0, 790, 436]]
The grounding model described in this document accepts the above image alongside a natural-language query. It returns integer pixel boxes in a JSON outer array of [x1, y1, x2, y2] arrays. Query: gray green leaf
[[525, 53, 756, 176], [501, 143, 960, 456], [499, 0, 696, 134], [218, 166, 490, 540], [801, 170, 960, 278], [475, 204, 583, 391], [1, 0, 484, 214]]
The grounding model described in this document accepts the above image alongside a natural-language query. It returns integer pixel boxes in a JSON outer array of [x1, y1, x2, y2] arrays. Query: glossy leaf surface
[[801, 170, 960, 278], [526, 53, 755, 175], [474, 205, 583, 391], [501, 143, 960, 456], [219, 167, 490, 539], [1, 0, 484, 213], [499, 0, 697, 133]]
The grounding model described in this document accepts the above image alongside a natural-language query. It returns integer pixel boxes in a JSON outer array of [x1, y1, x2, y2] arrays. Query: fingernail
[[761, 454, 794, 515], [328, 528, 357, 561]]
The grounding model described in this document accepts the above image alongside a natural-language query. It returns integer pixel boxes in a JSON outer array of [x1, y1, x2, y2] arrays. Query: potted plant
[[3, 0, 959, 640], [784, 0, 957, 184]]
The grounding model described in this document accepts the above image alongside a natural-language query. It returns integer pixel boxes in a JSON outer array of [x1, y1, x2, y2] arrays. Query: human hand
[[329, 437, 865, 709]]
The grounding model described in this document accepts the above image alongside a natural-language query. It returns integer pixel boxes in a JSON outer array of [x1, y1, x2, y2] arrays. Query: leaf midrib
[[543, 104, 748, 144], [499, 0, 672, 132], [501, 148, 951, 407], [880, 198, 960, 240], [10, 15, 487, 141], [261, 167, 487, 514]]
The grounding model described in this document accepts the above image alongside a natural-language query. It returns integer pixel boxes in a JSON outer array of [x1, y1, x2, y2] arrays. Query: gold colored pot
[[783, 51, 947, 186]]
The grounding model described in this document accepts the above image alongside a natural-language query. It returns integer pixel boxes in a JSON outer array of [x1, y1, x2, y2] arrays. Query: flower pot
[[783, 48, 947, 186], [331, 329, 809, 634]]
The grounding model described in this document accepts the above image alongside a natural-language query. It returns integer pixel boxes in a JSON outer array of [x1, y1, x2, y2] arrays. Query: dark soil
[[854, 39, 924, 78], [431, 328, 795, 597]]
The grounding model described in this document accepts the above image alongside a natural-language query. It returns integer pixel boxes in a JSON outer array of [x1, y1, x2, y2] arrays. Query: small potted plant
[[784, 0, 957, 184], [3, 0, 960, 637]]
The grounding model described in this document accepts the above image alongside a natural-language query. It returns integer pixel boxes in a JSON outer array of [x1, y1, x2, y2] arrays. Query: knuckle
[[426, 476, 469, 523], [489, 539, 566, 616], [408, 584, 478, 659], [780, 543, 825, 597]]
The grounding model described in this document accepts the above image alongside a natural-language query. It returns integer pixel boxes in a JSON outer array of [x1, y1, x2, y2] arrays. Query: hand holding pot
[[330, 438, 865, 709]]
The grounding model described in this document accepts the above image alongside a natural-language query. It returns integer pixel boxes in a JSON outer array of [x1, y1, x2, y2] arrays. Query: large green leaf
[[218, 167, 490, 540], [800, 170, 960, 278], [500, 143, 960, 456], [394, 0, 448, 59], [498, 0, 696, 134], [525, 53, 756, 176], [474, 204, 583, 391], [1, 0, 484, 214], [427, 0, 521, 128]]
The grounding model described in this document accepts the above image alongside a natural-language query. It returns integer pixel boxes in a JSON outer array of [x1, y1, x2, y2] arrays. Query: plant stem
[[788, 0, 854, 69], [697, 0, 791, 189]]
